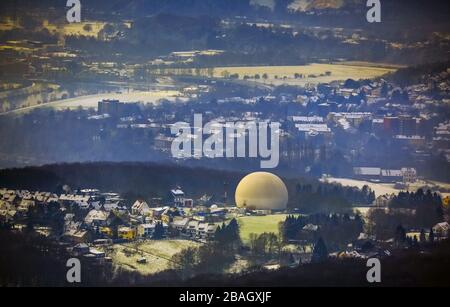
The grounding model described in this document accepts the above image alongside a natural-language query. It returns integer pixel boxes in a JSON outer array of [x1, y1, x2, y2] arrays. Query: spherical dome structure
[[235, 172, 288, 210]]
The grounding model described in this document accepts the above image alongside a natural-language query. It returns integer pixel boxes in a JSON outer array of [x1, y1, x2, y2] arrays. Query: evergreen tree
[[152, 222, 165, 240], [413, 235, 419, 247], [429, 228, 435, 243], [226, 218, 241, 246], [311, 237, 328, 263], [419, 229, 426, 243], [380, 82, 389, 97], [395, 225, 406, 245], [215, 224, 227, 245]]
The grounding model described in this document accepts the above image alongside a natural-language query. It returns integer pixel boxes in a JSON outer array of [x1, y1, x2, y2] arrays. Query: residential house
[[353, 167, 382, 181], [104, 200, 127, 212], [59, 194, 92, 209], [64, 228, 89, 243], [381, 169, 403, 183], [84, 209, 111, 227], [186, 220, 200, 239], [72, 243, 90, 256], [0, 208, 16, 223], [401, 168, 417, 183], [161, 207, 181, 224], [99, 226, 113, 237], [433, 222, 450, 239], [17, 199, 35, 213], [171, 217, 190, 236], [170, 188, 185, 207], [118, 226, 135, 240], [131, 200, 150, 216], [374, 194, 393, 207], [137, 223, 155, 238], [87, 248, 105, 259], [205, 223, 218, 241], [148, 206, 170, 220]]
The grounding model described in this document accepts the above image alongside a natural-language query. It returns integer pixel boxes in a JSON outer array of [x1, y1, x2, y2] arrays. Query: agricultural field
[[210, 63, 398, 86], [162, 62, 398, 87], [0, 18, 127, 38], [43, 21, 108, 37], [237, 214, 291, 243], [105, 239, 200, 275], [322, 177, 450, 199], [321, 177, 399, 197]]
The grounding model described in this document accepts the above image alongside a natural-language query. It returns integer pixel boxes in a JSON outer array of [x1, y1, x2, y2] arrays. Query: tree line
[[281, 213, 364, 251]]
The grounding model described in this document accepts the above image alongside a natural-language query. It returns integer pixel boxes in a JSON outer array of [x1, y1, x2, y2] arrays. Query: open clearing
[[237, 214, 290, 243], [161, 62, 398, 86], [321, 177, 399, 197], [106, 239, 200, 275], [44, 21, 108, 37], [205, 63, 397, 86], [212, 63, 397, 86], [323, 177, 450, 198]]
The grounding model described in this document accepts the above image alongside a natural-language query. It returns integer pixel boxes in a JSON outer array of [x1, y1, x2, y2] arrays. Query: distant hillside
[[0, 162, 374, 211], [0, 162, 243, 203]]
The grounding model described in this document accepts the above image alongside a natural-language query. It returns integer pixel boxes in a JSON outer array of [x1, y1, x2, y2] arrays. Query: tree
[[196, 244, 233, 273], [20, 15, 43, 31], [429, 228, 435, 243], [380, 82, 389, 97], [344, 79, 360, 89], [83, 24, 93, 32], [413, 235, 419, 247], [221, 70, 230, 79], [394, 225, 406, 246], [152, 222, 165, 240], [225, 218, 241, 247], [311, 237, 328, 263], [419, 229, 426, 243], [215, 219, 240, 248], [170, 247, 197, 278]]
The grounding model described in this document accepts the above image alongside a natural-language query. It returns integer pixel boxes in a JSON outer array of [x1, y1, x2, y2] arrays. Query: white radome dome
[[235, 172, 288, 210]]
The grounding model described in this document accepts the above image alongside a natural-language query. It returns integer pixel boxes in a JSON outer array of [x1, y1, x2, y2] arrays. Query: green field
[[237, 214, 292, 243]]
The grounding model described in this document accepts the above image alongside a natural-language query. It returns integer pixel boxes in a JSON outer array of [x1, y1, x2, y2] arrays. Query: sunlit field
[[105, 240, 200, 275], [323, 177, 450, 198], [321, 177, 399, 197], [44, 21, 106, 37], [211, 63, 398, 86], [162, 62, 398, 86], [0, 19, 126, 38], [237, 214, 291, 244]]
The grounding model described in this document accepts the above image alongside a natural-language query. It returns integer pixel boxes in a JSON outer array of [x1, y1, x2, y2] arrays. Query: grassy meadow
[[237, 214, 291, 243]]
